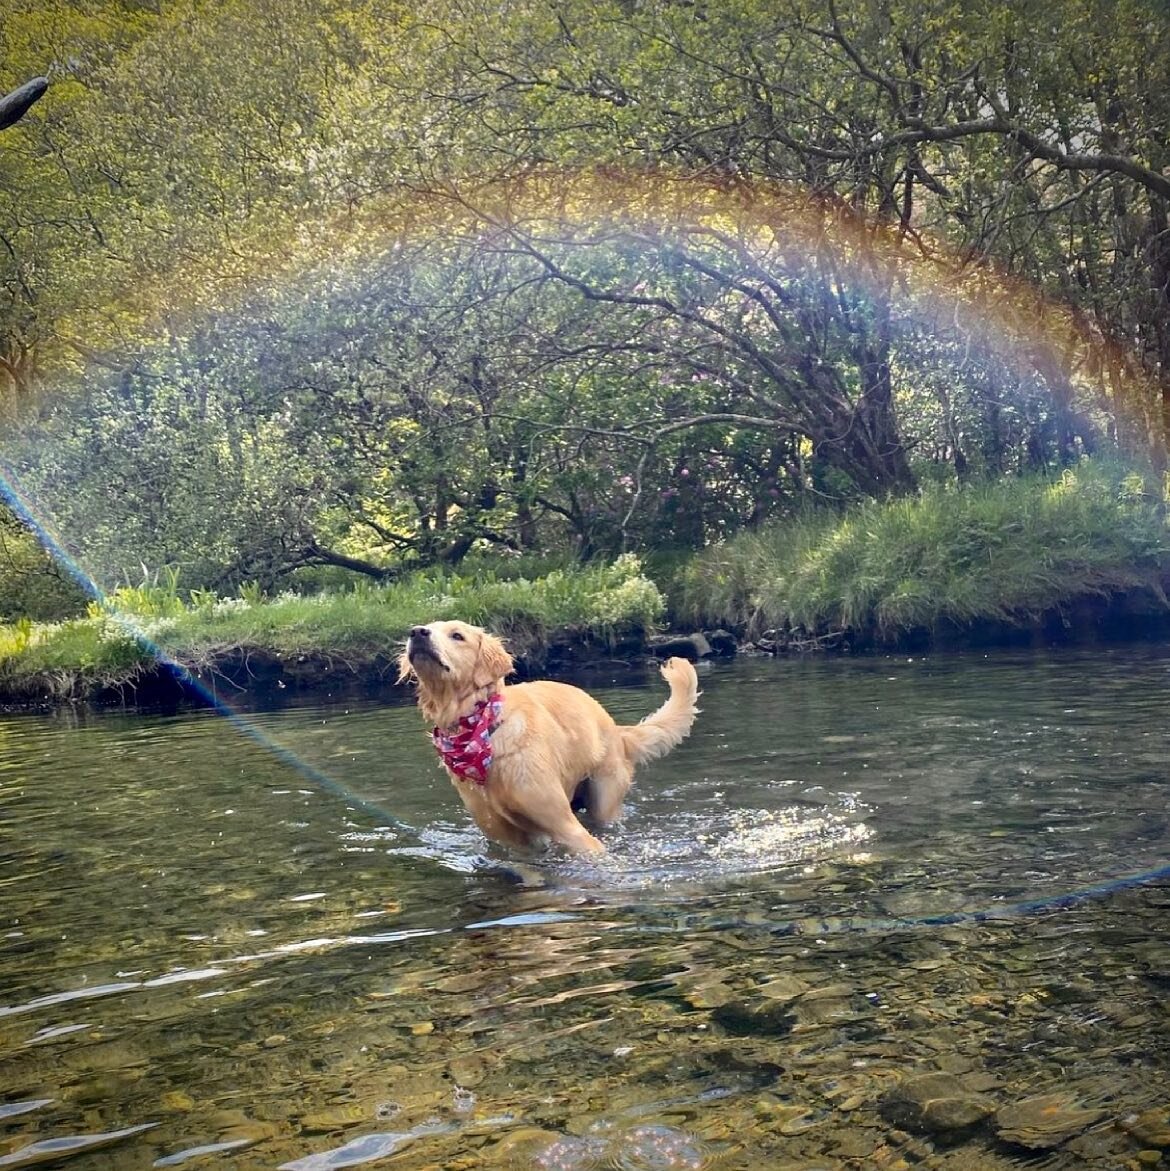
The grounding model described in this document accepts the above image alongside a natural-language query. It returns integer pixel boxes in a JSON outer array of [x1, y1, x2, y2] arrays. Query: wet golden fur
[[398, 620, 700, 854]]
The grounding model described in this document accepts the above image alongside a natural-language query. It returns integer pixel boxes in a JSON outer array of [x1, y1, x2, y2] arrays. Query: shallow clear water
[[2, 647, 1169, 1169]]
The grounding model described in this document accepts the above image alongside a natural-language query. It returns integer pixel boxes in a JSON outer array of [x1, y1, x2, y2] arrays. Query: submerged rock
[[879, 1073, 995, 1139], [710, 996, 797, 1036], [299, 1104, 365, 1133], [755, 974, 810, 1003], [684, 981, 737, 1009], [648, 632, 712, 661], [994, 1092, 1106, 1150], [1121, 1106, 1170, 1148], [826, 1128, 880, 1159]]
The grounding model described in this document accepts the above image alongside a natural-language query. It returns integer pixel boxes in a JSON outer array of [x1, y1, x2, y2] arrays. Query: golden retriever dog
[[397, 620, 700, 855]]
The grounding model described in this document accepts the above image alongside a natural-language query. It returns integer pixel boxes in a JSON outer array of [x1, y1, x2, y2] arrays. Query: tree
[[5, 0, 1170, 598], [364, 0, 1168, 469]]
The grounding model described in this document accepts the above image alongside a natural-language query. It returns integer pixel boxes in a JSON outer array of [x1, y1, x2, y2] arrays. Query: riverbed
[[2, 647, 1169, 1169]]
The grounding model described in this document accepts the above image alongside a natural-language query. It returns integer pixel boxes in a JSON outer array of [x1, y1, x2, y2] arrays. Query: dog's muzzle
[[407, 626, 448, 670]]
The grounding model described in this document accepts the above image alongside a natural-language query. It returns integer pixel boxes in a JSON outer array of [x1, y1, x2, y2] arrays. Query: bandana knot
[[432, 693, 503, 785]]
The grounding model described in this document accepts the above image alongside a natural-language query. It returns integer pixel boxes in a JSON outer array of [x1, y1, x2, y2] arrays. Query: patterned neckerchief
[[431, 693, 503, 785]]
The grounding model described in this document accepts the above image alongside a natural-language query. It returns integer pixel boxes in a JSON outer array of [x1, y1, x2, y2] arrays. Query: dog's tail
[[620, 656, 700, 766]]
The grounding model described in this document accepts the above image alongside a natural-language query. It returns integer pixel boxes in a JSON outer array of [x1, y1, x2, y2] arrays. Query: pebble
[[758, 974, 811, 1001], [161, 1091, 196, 1112], [994, 1092, 1106, 1150], [300, 1104, 366, 1132], [1124, 1107, 1170, 1148]]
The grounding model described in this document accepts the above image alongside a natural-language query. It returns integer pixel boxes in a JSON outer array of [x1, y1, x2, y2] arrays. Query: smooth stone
[[711, 998, 796, 1036], [879, 1073, 995, 1137], [685, 982, 737, 1009], [801, 982, 856, 1001], [300, 1105, 366, 1133], [994, 1093, 1106, 1150], [648, 633, 712, 661], [433, 972, 484, 994], [778, 1110, 818, 1136], [827, 1130, 879, 1159], [757, 974, 810, 1001], [218, 1121, 276, 1148], [448, 1056, 486, 1087], [1122, 1108, 1170, 1148]]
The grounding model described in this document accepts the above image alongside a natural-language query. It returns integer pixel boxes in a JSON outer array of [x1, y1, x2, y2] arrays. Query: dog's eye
[[449, 631, 465, 641]]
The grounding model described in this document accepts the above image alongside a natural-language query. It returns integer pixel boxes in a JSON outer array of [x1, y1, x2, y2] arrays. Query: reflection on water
[[1, 646, 1169, 1169]]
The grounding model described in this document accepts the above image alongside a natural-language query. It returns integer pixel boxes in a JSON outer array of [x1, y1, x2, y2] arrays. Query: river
[[2, 647, 1169, 1169]]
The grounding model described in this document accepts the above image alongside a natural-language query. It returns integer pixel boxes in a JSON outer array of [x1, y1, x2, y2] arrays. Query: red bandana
[[431, 694, 503, 785]]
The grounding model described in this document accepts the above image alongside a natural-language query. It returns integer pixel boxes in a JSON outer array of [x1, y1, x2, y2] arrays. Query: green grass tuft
[[675, 462, 1170, 641]]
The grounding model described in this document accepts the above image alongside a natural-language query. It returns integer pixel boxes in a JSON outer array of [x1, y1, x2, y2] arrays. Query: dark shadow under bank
[[4, 590, 1170, 714], [846, 588, 1170, 655]]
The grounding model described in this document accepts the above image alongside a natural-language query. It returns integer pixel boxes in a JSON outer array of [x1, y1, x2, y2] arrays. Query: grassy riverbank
[[675, 463, 1170, 644], [0, 555, 664, 701], [3, 462, 1170, 704]]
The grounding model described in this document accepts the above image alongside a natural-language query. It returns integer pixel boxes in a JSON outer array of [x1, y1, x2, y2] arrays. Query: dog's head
[[397, 620, 514, 725]]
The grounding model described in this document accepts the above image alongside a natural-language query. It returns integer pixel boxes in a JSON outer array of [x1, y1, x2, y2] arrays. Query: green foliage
[[4, 0, 1170, 627], [677, 461, 1170, 640], [87, 566, 187, 621], [0, 613, 153, 697], [0, 509, 89, 622], [0, 616, 33, 657]]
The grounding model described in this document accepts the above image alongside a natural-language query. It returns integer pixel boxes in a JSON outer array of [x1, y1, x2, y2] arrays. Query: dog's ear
[[473, 632, 514, 689]]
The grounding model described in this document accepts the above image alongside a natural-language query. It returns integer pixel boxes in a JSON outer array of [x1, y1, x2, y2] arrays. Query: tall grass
[[676, 463, 1170, 641], [0, 554, 664, 698]]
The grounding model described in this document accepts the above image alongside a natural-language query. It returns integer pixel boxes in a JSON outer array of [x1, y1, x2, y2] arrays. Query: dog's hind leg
[[586, 753, 634, 828], [515, 792, 606, 855]]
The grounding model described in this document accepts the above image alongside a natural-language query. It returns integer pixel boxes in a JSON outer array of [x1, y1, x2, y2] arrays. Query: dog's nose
[[410, 625, 430, 640]]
